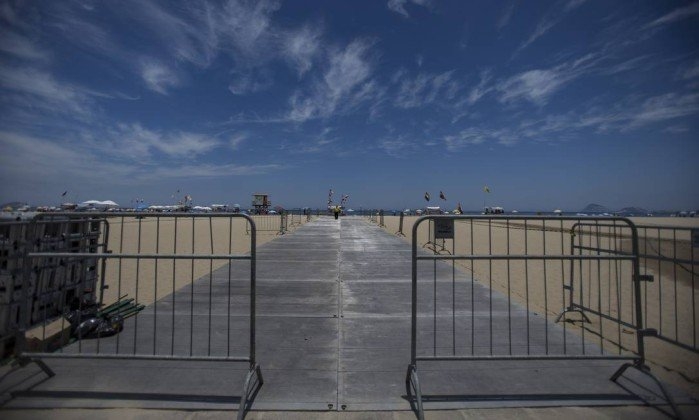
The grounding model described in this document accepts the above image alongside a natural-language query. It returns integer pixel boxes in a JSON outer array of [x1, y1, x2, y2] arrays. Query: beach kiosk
[[252, 193, 271, 214]]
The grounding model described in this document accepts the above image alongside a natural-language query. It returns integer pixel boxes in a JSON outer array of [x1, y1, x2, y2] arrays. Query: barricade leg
[[238, 363, 263, 420], [405, 364, 424, 420], [611, 361, 682, 419]]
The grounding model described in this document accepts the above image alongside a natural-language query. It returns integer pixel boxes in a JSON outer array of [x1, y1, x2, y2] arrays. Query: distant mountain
[[580, 203, 610, 213]]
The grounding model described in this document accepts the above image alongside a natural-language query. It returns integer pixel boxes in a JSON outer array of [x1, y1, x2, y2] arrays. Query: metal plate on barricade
[[434, 218, 454, 239]]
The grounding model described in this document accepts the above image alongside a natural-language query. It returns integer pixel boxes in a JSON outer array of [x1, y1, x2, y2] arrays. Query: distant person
[[333, 206, 340, 220]]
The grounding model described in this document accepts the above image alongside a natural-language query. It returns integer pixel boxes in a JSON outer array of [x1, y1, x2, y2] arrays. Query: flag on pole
[[483, 186, 490, 193], [424, 192, 430, 201], [439, 191, 446, 200]]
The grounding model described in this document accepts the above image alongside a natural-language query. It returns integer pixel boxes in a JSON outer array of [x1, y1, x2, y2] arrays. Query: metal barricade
[[568, 222, 698, 353], [246, 214, 287, 235], [406, 215, 677, 419], [15, 212, 261, 420]]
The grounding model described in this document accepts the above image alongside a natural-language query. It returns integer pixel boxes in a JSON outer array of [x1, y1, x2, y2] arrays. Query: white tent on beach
[[79, 200, 119, 209]]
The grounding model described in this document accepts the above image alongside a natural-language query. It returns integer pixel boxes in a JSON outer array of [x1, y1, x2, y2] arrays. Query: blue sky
[[1, 0, 698, 211]]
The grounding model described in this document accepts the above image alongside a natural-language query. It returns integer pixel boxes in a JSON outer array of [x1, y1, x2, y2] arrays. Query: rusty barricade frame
[[406, 215, 678, 420], [15, 212, 262, 420]]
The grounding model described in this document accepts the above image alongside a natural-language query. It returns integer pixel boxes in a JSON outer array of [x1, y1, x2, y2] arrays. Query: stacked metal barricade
[[0, 216, 105, 358]]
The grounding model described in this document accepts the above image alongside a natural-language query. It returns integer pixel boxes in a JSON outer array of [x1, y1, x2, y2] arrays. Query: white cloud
[[0, 130, 282, 194], [628, 92, 699, 128], [216, 0, 281, 59], [496, 2, 516, 30], [140, 60, 180, 94], [110, 123, 222, 158], [645, 2, 699, 28], [286, 39, 375, 122], [283, 24, 322, 77], [497, 69, 567, 105], [228, 70, 273, 95], [496, 54, 598, 105], [229, 133, 247, 149], [0, 30, 50, 61], [0, 131, 134, 183], [145, 162, 283, 178], [466, 69, 493, 105], [444, 128, 493, 150], [0, 65, 92, 116], [516, 0, 587, 52], [387, 0, 431, 18], [393, 70, 460, 108], [679, 60, 699, 80]]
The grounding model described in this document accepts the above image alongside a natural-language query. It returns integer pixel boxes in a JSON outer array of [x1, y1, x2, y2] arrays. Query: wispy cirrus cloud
[[516, 0, 588, 53], [392, 69, 461, 108], [286, 39, 376, 122], [645, 2, 699, 29], [0, 65, 94, 117], [0, 130, 283, 193], [387, 0, 431, 18], [140, 59, 180, 94], [465, 69, 493, 105], [496, 53, 599, 105], [444, 127, 518, 150], [283, 24, 323, 77], [496, 1, 516, 30], [0, 30, 51, 61], [97, 123, 223, 161]]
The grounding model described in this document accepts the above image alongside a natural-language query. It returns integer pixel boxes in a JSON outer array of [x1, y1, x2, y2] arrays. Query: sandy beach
[[380, 214, 699, 397], [99, 214, 307, 306]]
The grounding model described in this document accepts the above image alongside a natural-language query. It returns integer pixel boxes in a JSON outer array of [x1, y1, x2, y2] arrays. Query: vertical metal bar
[[580, 225, 586, 354], [98, 220, 110, 306], [630, 221, 645, 362], [692, 233, 697, 349], [250, 215, 257, 367], [452, 225, 456, 356], [488, 217, 493, 355], [542, 219, 548, 354], [597, 223, 604, 354], [524, 219, 530, 354], [411, 217, 419, 365], [227, 217, 233, 357], [614, 223, 621, 354], [208, 216, 214, 356], [470, 218, 474, 355], [133, 217, 142, 355], [560, 219, 566, 354], [116, 216, 125, 353], [673, 229, 678, 342], [171, 216, 178, 355], [639, 227, 652, 328], [190, 217, 195, 356], [154, 217, 160, 355], [506, 219, 512, 355], [657, 227, 663, 337], [433, 220, 437, 357]]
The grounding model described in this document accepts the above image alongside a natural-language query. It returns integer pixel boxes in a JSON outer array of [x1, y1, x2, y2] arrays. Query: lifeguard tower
[[252, 193, 271, 214]]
